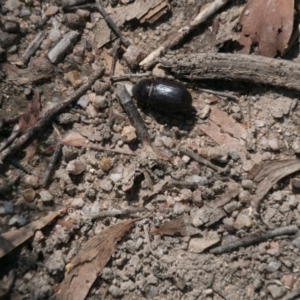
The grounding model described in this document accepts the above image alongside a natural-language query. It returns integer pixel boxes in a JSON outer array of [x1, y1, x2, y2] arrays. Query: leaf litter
[[236, 0, 294, 57], [59, 218, 140, 300]]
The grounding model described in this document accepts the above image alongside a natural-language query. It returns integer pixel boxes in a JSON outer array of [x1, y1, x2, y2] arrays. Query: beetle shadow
[[137, 103, 197, 133]]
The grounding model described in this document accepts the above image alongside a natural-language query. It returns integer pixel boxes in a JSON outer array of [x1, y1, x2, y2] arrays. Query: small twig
[[8, 158, 31, 174], [0, 124, 20, 153], [143, 223, 156, 257], [0, 67, 105, 164], [111, 72, 152, 81], [109, 39, 121, 78], [90, 207, 145, 220], [197, 88, 239, 102], [41, 142, 63, 187], [22, 32, 46, 63], [95, 0, 130, 47], [115, 85, 151, 146], [211, 225, 299, 254], [140, 0, 230, 68], [178, 146, 223, 172]]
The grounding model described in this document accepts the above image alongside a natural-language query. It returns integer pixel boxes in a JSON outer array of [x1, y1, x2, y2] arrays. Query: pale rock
[[189, 231, 220, 253], [121, 126, 137, 143], [66, 159, 86, 175]]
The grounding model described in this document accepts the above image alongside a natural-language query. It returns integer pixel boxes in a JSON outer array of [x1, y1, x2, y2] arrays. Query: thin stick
[[211, 225, 299, 254], [111, 72, 152, 81], [115, 85, 151, 146], [22, 32, 46, 63], [140, 0, 230, 68], [109, 38, 121, 77], [197, 88, 239, 102], [41, 142, 63, 187], [0, 67, 105, 164], [178, 146, 223, 172], [90, 207, 145, 220], [95, 0, 130, 47], [0, 124, 20, 153]]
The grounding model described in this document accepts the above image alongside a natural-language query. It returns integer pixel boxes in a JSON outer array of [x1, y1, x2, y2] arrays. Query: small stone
[[100, 180, 113, 192], [229, 148, 240, 161], [19, 7, 31, 17], [135, 237, 144, 250], [85, 103, 97, 118], [121, 126, 137, 143], [207, 145, 229, 163], [45, 250, 65, 275], [262, 151, 272, 161], [241, 179, 255, 190], [71, 197, 84, 209], [64, 70, 82, 88], [173, 202, 190, 213], [180, 188, 192, 201], [234, 213, 253, 229], [48, 28, 61, 42], [22, 175, 40, 188], [160, 136, 175, 148], [186, 175, 208, 185], [108, 285, 123, 297], [39, 189, 53, 203], [239, 190, 251, 204], [223, 217, 235, 232], [203, 289, 213, 296], [181, 155, 190, 163], [223, 201, 239, 214], [192, 189, 203, 207], [281, 274, 295, 289], [99, 157, 112, 172], [22, 189, 36, 202], [45, 5, 59, 17], [110, 173, 122, 182], [267, 284, 286, 299], [67, 160, 86, 175], [145, 285, 158, 299], [292, 237, 300, 248], [93, 95, 108, 110], [5, 0, 21, 11], [77, 95, 89, 108], [4, 20, 20, 33], [268, 139, 279, 151], [199, 105, 211, 119], [40, 38, 52, 50], [123, 46, 147, 69], [64, 13, 81, 30], [8, 215, 27, 226], [267, 261, 282, 272], [93, 81, 110, 95], [292, 140, 300, 153], [189, 231, 220, 253], [272, 191, 283, 202], [0, 31, 17, 48], [291, 179, 300, 192], [4, 203, 13, 214]]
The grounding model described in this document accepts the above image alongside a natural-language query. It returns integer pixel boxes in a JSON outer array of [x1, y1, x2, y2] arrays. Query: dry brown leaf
[[199, 107, 261, 168], [61, 132, 89, 147], [0, 210, 62, 259], [59, 219, 138, 300], [251, 160, 300, 208], [237, 0, 294, 57], [150, 215, 201, 236]]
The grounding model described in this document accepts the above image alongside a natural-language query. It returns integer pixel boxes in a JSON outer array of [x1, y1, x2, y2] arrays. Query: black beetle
[[132, 78, 192, 113]]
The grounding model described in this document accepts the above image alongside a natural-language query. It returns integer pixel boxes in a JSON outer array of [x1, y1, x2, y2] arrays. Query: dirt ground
[[1, 0, 300, 299]]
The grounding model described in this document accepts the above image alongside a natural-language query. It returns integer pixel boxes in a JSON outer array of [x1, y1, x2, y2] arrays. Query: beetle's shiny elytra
[[132, 78, 192, 113]]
